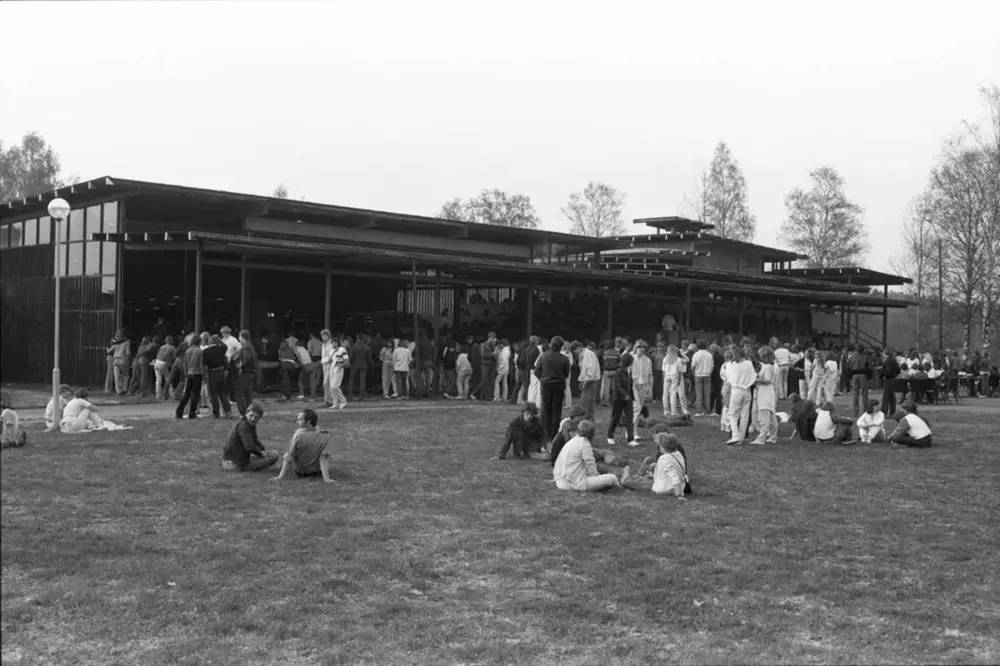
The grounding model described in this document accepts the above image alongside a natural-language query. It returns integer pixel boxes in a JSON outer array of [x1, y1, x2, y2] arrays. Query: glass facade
[[0, 200, 120, 281]]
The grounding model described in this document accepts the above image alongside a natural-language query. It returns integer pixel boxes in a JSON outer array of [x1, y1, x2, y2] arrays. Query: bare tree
[[687, 141, 757, 241], [781, 166, 868, 267], [888, 193, 940, 349], [273, 184, 289, 199], [1, 131, 67, 201], [561, 181, 626, 237], [438, 189, 541, 229]]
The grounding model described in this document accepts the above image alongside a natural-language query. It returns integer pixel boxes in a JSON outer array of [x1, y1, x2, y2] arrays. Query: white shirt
[[726, 360, 757, 391], [578, 348, 601, 383], [652, 451, 687, 496], [814, 409, 836, 440], [62, 398, 91, 421], [44, 396, 67, 430], [774, 347, 791, 366], [392, 346, 412, 372], [294, 346, 312, 366], [927, 368, 943, 379], [222, 334, 242, 362], [691, 349, 714, 377], [630, 354, 653, 386], [456, 352, 471, 374], [856, 411, 885, 442], [333, 346, 348, 368], [901, 413, 932, 439], [321, 340, 335, 366], [825, 360, 838, 374], [497, 346, 511, 374], [553, 435, 599, 488]]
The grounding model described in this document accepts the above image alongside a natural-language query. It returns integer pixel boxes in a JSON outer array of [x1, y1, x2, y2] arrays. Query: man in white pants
[[774, 342, 791, 401], [552, 420, 626, 492], [726, 348, 757, 445], [629, 341, 653, 438]]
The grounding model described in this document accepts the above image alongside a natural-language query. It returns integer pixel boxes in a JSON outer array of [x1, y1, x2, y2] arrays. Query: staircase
[[848, 319, 882, 350]]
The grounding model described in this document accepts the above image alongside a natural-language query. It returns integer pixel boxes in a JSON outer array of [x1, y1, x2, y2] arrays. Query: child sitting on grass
[[856, 398, 886, 443], [887, 400, 933, 449], [494, 402, 548, 460], [621, 433, 691, 498]]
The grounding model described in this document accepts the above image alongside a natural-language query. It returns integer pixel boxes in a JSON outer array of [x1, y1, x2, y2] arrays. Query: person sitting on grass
[[793, 398, 819, 442], [813, 401, 858, 446], [636, 404, 692, 431], [856, 398, 886, 443], [271, 409, 335, 483], [553, 420, 626, 492], [549, 404, 587, 465], [887, 400, 933, 449], [60, 389, 105, 433], [222, 403, 281, 472], [621, 432, 691, 498], [494, 402, 548, 460], [44, 384, 72, 431]]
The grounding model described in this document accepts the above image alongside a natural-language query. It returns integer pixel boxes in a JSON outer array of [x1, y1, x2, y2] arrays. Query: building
[[0, 177, 912, 387]]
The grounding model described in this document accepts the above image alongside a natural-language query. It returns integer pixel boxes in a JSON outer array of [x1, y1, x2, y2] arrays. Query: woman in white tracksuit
[[320, 330, 335, 406], [528, 343, 544, 410], [808, 351, 826, 403]]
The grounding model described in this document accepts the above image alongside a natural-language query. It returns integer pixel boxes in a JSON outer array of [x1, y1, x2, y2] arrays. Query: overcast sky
[[2, 0, 998, 270]]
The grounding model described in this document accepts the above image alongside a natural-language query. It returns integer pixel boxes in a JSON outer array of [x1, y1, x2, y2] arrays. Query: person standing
[[329, 337, 349, 410], [607, 353, 636, 446], [600, 341, 621, 407], [221, 326, 242, 403], [110, 333, 132, 396], [392, 338, 412, 400], [476, 333, 498, 402], [440, 339, 458, 399], [493, 339, 511, 404], [154, 336, 177, 401], [535, 336, 571, 439], [629, 341, 653, 437], [203, 335, 233, 418], [575, 341, 601, 422], [235, 329, 258, 416], [848, 345, 874, 417], [348, 335, 369, 401], [690, 340, 714, 417], [709, 343, 725, 415], [750, 346, 778, 445], [880, 348, 901, 417], [175, 336, 206, 419], [725, 347, 757, 445], [774, 342, 792, 401], [381, 340, 396, 399]]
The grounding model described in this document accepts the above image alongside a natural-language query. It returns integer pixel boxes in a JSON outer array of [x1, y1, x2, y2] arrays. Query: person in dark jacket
[[549, 404, 587, 465], [203, 335, 233, 418], [880, 349, 901, 416], [236, 329, 258, 416], [175, 337, 206, 419], [222, 404, 280, 471], [535, 336, 571, 438], [475, 333, 498, 401], [494, 403, 548, 460], [607, 353, 635, 445]]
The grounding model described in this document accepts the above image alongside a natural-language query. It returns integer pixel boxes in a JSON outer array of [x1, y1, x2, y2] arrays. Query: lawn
[[2, 401, 999, 665]]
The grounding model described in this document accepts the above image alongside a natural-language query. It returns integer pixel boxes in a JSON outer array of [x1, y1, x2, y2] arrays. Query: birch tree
[[780, 166, 868, 267]]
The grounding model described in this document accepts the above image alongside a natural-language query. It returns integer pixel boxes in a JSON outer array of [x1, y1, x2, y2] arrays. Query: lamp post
[[47, 197, 71, 430]]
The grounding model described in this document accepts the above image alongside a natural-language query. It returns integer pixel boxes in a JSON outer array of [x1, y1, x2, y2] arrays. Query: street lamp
[[47, 197, 71, 431]]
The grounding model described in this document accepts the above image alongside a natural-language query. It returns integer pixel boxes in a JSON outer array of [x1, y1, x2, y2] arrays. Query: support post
[[606, 289, 614, 339], [882, 285, 889, 350], [50, 215, 63, 430], [685, 284, 692, 335], [854, 300, 860, 347], [239, 254, 248, 331], [738, 299, 745, 337], [839, 306, 845, 348], [432, 269, 441, 348], [525, 286, 533, 338], [194, 240, 204, 333], [324, 266, 332, 330], [411, 260, 420, 369]]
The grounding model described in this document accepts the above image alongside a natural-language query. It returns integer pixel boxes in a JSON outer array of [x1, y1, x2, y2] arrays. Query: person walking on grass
[[328, 336, 349, 410], [270, 409, 335, 482], [608, 353, 638, 447], [222, 403, 281, 472], [629, 341, 653, 436], [455, 343, 472, 400], [553, 420, 626, 492]]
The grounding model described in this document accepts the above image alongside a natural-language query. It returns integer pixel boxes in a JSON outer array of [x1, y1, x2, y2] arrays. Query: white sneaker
[[628, 439, 641, 448]]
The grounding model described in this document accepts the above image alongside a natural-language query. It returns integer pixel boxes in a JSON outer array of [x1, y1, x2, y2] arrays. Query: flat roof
[[612, 231, 806, 263], [1, 176, 625, 254], [633, 216, 715, 233], [768, 267, 913, 287]]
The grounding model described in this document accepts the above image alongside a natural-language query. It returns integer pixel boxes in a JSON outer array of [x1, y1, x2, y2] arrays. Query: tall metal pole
[[938, 238, 944, 351], [50, 215, 64, 431]]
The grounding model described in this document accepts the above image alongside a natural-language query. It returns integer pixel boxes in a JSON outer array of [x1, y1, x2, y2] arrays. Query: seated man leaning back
[[271, 408, 335, 482], [222, 402, 281, 472]]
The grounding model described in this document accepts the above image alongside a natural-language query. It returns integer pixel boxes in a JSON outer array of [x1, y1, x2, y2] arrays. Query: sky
[[2, 0, 998, 271]]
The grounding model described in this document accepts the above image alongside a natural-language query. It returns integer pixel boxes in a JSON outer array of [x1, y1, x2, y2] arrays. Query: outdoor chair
[[908, 378, 937, 404], [890, 378, 909, 405], [937, 374, 961, 404]]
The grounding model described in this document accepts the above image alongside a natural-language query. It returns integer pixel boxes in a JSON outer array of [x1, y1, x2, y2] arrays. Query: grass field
[[2, 401, 999, 665]]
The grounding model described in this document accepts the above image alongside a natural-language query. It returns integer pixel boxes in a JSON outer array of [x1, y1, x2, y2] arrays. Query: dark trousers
[[710, 377, 723, 414], [851, 374, 870, 417], [881, 381, 897, 417], [895, 434, 932, 448], [348, 367, 367, 398], [226, 359, 238, 401], [540, 382, 565, 439], [207, 368, 231, 417], [580, 379, 600, 422], [236, 371, 256, 416], [476, 366, 496, 401], [280, 363, 300, 400], [608, 399, 634, 441], [176, 375, 203, 418]]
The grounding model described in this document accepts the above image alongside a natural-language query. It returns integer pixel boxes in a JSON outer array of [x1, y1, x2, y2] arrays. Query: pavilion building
[[0, 178, 912, 387]]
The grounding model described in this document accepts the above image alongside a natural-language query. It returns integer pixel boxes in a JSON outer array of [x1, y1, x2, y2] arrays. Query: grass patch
[[3, 402, 999, 664]]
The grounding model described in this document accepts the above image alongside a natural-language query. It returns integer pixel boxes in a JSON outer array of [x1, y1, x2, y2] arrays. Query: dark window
[[68, 242, 84, 276], [85, 241, 102, 275], [86, 206, 102, 240], [0, 224, 9, 249], [102, 242, 117, 276], [23, 219, 38, 246], [68, 208, 84, 242], [38, 216, 52, 244], [103, 201, 119, 234], [57, 213, 69, 243]]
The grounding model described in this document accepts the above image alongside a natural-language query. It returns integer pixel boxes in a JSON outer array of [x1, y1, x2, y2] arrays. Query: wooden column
[[606, 289, 614, 339], [882, 285, 889, 350], [323, 266, 332, 330], [685, 284, 692, 335], [738, 299, 745, 337], [194, 241, 204, 332], [453, 285, 463, 335], [411, 260, 420, 369], [432, 270, 441, 349], [854, 300, 860, 346], [839, 306, 845, 347], [525, 286, 533, 338], [239, 254, 248, 331]]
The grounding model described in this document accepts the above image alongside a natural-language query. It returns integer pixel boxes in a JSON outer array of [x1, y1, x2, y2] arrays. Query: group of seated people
[[788, 394, 933, 449], [221, 403, 336, 483]]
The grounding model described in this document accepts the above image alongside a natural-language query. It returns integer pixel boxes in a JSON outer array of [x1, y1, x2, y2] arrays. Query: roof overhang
[[768, 267, 913, 287]]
